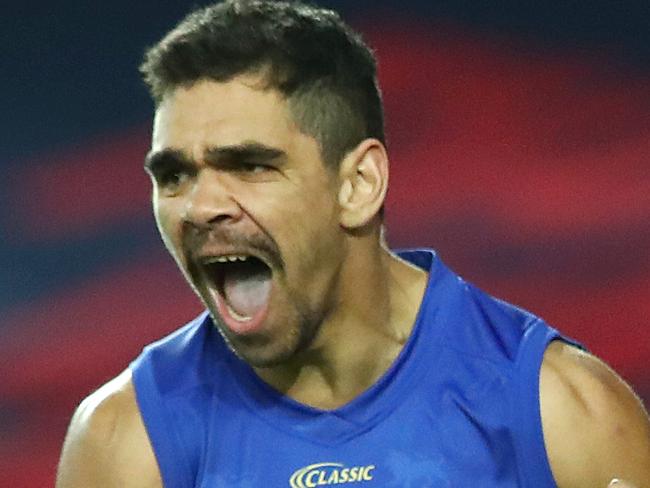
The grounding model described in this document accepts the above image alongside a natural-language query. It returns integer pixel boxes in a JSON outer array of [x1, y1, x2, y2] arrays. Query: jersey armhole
[[130, 354, 194, 488], [510, 321, 585, 488]]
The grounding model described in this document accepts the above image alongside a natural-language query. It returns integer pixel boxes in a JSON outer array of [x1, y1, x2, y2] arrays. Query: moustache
[[181, 222, 284, 272]]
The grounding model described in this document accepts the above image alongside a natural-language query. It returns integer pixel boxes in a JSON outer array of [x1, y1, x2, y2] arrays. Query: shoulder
[[540, 341, 650, 488], [56, 370, 162, 488]]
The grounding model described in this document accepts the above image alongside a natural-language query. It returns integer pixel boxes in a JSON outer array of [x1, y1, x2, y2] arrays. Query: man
[[57, 1, 650, 486]]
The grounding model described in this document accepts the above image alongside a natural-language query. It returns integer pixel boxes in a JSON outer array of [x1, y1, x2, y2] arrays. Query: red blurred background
[[1, 2, 648, 486]]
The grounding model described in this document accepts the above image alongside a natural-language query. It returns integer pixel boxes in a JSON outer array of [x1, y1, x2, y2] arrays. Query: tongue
[[222, 262, 272, 318]]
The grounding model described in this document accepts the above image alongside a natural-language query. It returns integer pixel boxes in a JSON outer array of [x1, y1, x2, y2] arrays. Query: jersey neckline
[[212, 249, 448, 445]]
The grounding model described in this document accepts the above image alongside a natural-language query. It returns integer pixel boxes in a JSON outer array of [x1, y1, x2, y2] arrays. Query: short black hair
[[140, 0, 385, 167]]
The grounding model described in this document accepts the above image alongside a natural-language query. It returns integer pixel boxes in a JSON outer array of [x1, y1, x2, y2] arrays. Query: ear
[[337, 139, 388, 229]]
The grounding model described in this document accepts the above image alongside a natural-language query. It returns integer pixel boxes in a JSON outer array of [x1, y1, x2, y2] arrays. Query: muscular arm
[[540, 341, 650, 488], [56, 370, 162, 488]]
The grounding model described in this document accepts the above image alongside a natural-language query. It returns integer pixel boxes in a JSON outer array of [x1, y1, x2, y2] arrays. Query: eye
[[156, 167, 191, 194], [234, 162, 277, 181], [248, 164, 270, 173], [230, 160, 271, 173]]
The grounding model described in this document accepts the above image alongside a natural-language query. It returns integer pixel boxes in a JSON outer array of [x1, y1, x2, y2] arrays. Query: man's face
[[146, 77, 345, 367]]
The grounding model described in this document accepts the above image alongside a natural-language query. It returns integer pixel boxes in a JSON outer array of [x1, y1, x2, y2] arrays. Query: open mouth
[[201, 254, 273, 332]]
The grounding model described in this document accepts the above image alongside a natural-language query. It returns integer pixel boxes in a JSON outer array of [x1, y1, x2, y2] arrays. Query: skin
[[541, 342, 650, 488], [57, 77, 650, 487]]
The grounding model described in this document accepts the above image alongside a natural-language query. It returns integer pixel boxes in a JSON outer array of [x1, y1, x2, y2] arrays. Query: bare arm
[[56, 370, 162, 488], [540, 342, 650, 488]]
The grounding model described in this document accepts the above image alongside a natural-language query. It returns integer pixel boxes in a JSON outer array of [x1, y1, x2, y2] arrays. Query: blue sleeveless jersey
[[131, 249, 578, 487]]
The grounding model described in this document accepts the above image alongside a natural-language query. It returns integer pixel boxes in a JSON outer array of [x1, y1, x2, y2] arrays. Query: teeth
[[206, 255, 249, 264]]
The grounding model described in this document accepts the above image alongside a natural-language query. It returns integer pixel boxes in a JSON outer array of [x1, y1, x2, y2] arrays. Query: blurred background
[[1, 1, 649, 486]]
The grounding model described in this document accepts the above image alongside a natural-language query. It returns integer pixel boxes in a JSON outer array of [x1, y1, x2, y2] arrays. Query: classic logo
[[289, 462, 375, 488]]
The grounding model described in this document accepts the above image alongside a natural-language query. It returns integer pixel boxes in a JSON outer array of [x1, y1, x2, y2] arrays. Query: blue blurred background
[[2, 1, 649, 485]]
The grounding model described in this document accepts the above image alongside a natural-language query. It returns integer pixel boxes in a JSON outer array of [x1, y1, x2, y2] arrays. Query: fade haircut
[[140, 0, 385, 167]]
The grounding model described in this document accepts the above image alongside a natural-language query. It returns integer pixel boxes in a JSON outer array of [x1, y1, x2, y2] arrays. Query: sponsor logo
[[289, 462, 375, 487]]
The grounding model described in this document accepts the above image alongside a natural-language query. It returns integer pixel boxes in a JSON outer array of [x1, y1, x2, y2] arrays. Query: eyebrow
[[143, 148, 191, 175], [144, 142, 287, 174], [204, 142, 287, 166]]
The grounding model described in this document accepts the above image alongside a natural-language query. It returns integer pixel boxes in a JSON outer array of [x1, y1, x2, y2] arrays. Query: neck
[[254, 243, 428, 410]]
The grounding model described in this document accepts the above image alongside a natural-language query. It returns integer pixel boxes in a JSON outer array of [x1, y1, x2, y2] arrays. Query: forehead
[[151, 77, 307, 157]]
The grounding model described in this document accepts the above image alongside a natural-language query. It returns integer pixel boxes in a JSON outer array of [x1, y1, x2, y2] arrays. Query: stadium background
[[1, 1, 648, 486]]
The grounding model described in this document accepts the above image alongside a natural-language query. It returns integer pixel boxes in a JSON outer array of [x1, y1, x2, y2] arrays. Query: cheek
[[283, 195, 343, 271], [289, 174, 340, 219], [268, 192, 338, 253]]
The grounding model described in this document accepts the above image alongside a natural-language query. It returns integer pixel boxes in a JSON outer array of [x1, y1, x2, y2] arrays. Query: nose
[[181, 169, 243, 227]]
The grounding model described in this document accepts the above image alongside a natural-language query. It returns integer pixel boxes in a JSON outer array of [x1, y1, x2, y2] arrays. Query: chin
[[239, 349, 297, 369], [225, 332, 301, 369], [212, 309, 322, 369]]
